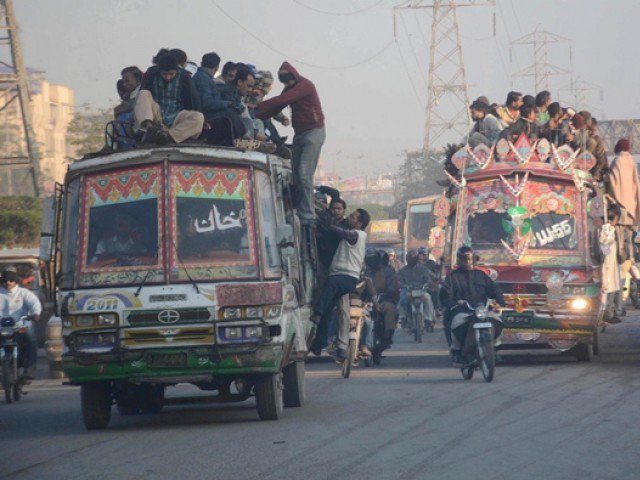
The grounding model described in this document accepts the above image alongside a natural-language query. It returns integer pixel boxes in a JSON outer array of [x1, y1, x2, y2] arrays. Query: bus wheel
[[573, 343, 593, 362], [255, 373, 283, 420], [283, 361, 306, 408], [81, 382, 112, 430], [593, 328, 600, 356]]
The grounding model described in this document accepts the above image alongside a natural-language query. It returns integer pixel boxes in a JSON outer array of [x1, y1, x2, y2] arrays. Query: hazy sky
[[13, 0, 640, 176]]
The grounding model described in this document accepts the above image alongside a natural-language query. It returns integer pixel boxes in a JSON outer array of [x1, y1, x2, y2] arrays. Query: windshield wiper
[[171, 238, 200, 294], [134, 269, 154, 297]]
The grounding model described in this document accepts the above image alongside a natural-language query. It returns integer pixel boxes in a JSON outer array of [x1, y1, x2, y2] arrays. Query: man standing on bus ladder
[[256, 62, 325, 225]]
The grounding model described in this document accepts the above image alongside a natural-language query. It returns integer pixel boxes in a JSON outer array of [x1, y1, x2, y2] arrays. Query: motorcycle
[[341, 297, 368, 378], [406, 285, 434, 343], [366, 301, 384, 367], [450, 301, 502, 383], [0, 316, 29, 403]]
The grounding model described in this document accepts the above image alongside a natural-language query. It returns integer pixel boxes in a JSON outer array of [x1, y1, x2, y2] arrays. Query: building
[[316, 166, 398, 207], [0, 67, 74, 194]]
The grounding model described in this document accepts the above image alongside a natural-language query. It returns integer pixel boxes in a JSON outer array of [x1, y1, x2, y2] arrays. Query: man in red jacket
[[257, 62, 325, 224]]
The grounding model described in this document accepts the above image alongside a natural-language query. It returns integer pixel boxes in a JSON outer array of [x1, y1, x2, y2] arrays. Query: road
[[2, 316, 640, 480]]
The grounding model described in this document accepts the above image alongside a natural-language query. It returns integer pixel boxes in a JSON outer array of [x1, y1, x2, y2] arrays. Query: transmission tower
[[394, 0, 494, 158], [510, 25, 570, 93], [558, 77, 604, 115], [0, 0, 41, 196]]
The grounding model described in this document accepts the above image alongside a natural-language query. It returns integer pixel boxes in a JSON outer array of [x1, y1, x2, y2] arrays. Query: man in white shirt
[[0, 269, 42, 379], [310, 208, 370, 360]]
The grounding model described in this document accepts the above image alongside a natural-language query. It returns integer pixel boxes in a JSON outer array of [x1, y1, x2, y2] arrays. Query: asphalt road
[[2, 315, 640, 480]]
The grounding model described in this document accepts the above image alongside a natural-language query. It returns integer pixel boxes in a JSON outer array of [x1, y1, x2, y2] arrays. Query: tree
[[66, 105, 113, 158], [392, 148, 447, 216], [0, 196, 42, 247], [350, 203, 391, 221]]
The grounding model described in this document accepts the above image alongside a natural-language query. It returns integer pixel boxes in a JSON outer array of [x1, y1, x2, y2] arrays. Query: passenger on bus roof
[[135, 53, 204, 145], [495, 91, 523, 128], [465, 100, 501, 148], [539, 102, 567, 148], [499, 104, 539, 142], [256, 62, 326, 225], [587, 117, 609, 181], [535, 90, 552, 125], [193, 52, 248, 144], [114, 66, 142, 119], [219, 61, 237, 85], [219, 64, 258, 139]]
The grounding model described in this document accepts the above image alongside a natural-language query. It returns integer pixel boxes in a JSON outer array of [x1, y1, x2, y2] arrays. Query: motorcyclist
[[397, 250, 436, 331], [418, 246, 441, 312], [418, 246, 438, 274], [0, 268, 42, 380], [364, 248, 399, 349], [439, 246, 505, 364]]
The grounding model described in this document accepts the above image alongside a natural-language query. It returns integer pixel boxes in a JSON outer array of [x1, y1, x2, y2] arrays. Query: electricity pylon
[[394, 0, 494, 157], [0, 0, 41, 196], [510, 25, 570, 93]]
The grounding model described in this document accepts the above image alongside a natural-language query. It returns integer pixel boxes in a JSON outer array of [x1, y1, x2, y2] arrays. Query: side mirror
[[40, 196, 56, 262], [276, 224, 295, 249]]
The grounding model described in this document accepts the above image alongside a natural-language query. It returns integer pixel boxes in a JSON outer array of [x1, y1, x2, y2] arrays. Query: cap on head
[[1, 268, 20, 283], [615, 138, 631, 154]]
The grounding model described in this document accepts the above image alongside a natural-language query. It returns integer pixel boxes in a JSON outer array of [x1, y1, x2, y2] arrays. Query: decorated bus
[[42, 145, 316, 429], [443, 135, 604, 360]]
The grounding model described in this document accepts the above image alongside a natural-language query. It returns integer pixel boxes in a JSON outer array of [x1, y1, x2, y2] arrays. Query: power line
[[398, 10, 429, 89], [292, 0, 387, 16], [508, 0, 524, 35], [394, 41, 426, 108], [209, 0, 395, 70]]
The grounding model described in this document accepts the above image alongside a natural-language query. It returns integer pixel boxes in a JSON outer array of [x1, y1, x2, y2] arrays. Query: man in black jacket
[[440, 246, 505, 361]]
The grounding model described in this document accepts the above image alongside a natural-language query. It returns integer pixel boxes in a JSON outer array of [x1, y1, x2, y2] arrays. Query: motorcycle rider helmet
[[418, 246, 429, 256], [405, 249, 419, 267], [364, 248, 382, 269], [456, 245, 474, 268]]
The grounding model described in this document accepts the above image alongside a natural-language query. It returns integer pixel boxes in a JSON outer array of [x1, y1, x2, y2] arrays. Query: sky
[[12, 0, 640, 177]]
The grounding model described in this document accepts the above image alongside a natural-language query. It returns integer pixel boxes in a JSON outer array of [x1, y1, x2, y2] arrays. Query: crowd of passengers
[[461, 90, 609, 181], [456, 90, 640, 326], [113, 47, 325, 225]]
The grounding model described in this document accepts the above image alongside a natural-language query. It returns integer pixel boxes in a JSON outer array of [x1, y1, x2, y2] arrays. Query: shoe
[[310, 345, 322, 356], [274, 144, 292, 159], [336, 348, 347, 362], [326, 343, 337, 356], [256, 141, 277, 154], [450, 349, 463, 366], [606, 317, 622, 324], [359, 346, 372, 358]]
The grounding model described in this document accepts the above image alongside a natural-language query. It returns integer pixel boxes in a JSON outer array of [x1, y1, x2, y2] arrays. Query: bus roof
[[406, 194, 440, 206], [67, 144, 287, 177]]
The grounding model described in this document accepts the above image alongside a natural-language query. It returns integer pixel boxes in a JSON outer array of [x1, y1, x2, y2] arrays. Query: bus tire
[[255, 373, 283, 420], [81, 382, 112, 430], [283, 361, 305, 407], [574, 342, 593, 362]]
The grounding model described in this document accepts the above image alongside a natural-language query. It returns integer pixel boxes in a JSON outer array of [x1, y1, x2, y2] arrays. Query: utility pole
[[0, 0, 41, 196], [394, 0, 494, 158], [510, 25, 570, 93]]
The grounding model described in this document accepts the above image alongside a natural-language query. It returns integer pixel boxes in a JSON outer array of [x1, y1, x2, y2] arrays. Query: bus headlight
[[75, 315, 95, 327], [474, 305, 488, 320], [570, 298, 589, 311], [97, 313, 118, 326]]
